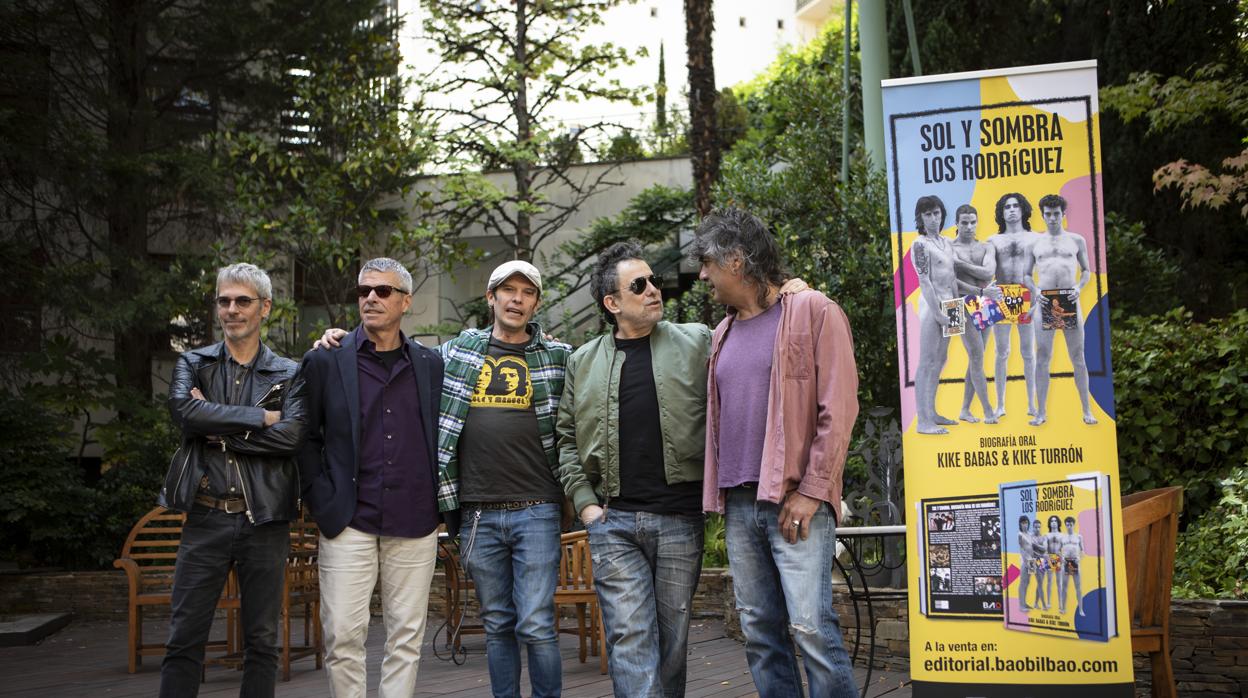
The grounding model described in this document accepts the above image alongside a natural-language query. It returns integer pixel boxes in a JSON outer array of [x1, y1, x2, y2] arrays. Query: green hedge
[[1112, 308, 1248, 522], [0, 394, 174, 569], [1172, 464, 1248, 599]]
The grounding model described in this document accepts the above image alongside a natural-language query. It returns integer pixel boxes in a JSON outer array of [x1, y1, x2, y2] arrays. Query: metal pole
[[840, 0, 853, 182], [902, 0, 922, 75], [858, 0, 888, 171]]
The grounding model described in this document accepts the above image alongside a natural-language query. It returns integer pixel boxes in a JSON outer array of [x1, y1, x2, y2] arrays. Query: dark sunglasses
[[612, 274, 660, 296], [216, 295, 261, 309], [355, 284, 409, 299]]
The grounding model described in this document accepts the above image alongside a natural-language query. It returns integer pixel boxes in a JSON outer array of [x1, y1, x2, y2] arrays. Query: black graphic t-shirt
[[611, 334, 702, 515], [458, 338, 561, 503]]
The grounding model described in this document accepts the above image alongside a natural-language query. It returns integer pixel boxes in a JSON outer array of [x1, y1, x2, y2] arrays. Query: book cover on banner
[[999, 473, 1117, 642], [915, 494, 1003, 619], [884, 60, 1135, 696], [941, 298, 967, 337], [1041, 289, 1079, 330]]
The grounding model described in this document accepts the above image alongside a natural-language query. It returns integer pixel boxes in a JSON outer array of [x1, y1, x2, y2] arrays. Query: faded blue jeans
[[461, 503, 563, 698], [587, 509, 704, 698], [724, 488, 858, 698]]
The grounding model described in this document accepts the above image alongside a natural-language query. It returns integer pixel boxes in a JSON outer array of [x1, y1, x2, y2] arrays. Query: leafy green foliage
[[0, 394, 175, 569], [1102, 65, 1248, 221], [703, 513, 728, 568], [220, 26, 476, 356], [1112, 309, 1248, 522], [714, 25, 896, 410], [1172, 465, 1248, 600], [1104, 214, 1183, 320], [419, 0, 643, 258]]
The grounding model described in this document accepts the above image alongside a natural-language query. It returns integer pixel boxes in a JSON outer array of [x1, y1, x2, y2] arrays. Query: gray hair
[[688, 208, 786, 310], [359, 257, 413, 293], [216, 263, 273, 299]]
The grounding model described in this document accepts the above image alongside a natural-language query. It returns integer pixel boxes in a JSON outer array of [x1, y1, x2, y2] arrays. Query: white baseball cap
[[487, 260, 542, 293]]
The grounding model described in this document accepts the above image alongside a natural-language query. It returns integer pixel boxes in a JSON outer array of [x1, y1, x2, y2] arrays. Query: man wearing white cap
[[433, 260, 572, 697], [318, 259, 571, 698]]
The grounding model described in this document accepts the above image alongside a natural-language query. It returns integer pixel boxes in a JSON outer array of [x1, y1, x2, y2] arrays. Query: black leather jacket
[[158, 341, 307, 525]]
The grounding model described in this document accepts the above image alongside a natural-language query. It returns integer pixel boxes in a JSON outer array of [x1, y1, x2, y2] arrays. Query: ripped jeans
[[724, 488, 858, 698], [586, 509, 704, 698]]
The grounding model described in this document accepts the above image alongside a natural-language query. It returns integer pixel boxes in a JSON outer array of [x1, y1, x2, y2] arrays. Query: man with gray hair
[[158, 262, 306, 697], [297, 257, 451, 697]]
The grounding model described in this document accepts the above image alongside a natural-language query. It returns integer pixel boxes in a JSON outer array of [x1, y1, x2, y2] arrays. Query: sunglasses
[[612, 274, 660, 296], [355, 284, 409, 299], [216, 295, 261, 309]]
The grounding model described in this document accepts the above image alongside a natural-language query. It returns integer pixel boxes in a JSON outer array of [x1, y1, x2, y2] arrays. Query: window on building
[[650, 7, 657, 17], [147, 57, 217, 138], [777, 19, 785, 30], [739, 17, 746, 27]]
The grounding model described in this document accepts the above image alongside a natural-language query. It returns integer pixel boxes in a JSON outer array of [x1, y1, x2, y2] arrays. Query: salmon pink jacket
[[702, 290, 859, 519]]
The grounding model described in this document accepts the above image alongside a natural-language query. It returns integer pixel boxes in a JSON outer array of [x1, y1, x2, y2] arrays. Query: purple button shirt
[[350, 332, 439, 539]]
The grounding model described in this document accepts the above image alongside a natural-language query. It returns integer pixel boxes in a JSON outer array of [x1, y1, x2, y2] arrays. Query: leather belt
[[194, 494, 247, 514], [468, 500, 555, 511]]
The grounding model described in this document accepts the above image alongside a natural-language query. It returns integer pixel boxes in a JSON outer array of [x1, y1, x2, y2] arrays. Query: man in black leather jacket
[[156, 262, 306, 698]]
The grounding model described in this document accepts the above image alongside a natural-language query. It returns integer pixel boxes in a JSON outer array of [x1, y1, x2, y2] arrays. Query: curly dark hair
[[994, 192, 1033, 232], [590, 240, 645, 327], [914, 195, 947, 233], [688, 207, 786, 311]]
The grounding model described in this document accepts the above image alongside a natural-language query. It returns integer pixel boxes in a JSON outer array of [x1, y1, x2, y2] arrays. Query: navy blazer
[[297, 327, 452, 539]]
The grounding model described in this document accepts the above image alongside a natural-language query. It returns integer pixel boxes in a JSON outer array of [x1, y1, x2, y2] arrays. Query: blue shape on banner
[[1084, 293, 1115, 420], [1075, 588, 1110, 642]]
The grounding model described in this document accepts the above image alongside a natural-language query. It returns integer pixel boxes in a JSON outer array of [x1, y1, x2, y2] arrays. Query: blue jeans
[[724, 489, 858, 698], [160, 507, 289, 698], [461, 503, 562, 698], [587, 509, 704, 698]]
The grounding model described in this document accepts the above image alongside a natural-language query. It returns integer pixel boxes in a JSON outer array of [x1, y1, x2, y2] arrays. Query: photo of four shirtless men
[[909, 191, 1099, 435]]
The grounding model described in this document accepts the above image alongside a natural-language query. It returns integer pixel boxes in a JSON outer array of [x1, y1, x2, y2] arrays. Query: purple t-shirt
[[715, 302, 781, 488]]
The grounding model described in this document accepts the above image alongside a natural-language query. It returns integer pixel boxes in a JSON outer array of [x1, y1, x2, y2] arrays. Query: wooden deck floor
[[0, 615, 912, 697]]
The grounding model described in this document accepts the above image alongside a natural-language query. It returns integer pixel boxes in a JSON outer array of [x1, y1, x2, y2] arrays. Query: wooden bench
[[114, 506, 324, 680], [437, 528, 606, 674], [554, 530, 606, 674], [1122, 486, 1183, 698], [113, 507, 240, 673]]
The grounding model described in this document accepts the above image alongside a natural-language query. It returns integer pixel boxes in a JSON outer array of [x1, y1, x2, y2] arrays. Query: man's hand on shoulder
[[312, 328, 348, 351], [779, 277, 810, 296]]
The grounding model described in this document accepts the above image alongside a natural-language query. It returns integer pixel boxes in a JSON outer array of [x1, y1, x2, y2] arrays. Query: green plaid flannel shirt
[[435, 324, 571, 512]]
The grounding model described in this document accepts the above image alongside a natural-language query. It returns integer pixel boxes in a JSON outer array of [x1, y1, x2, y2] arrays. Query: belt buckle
[[223, 499, 246, 514]]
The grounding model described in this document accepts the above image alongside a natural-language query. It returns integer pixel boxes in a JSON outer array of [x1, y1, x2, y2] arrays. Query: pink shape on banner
[[895, 306, 918, 431], [895, 247, 919, 307], [1078, 508, 1103, 558], [1004, 563, 1020, 587], [1005, 596, 1033, 630], [1058, 175, 1107, 273]]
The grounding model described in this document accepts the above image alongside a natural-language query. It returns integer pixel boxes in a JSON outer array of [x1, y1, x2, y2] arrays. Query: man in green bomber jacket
[[555, 240, 709, 698], [556, 240, 802, 697]]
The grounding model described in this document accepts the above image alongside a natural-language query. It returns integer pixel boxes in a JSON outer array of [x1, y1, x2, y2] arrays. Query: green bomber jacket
[[555, 320, 711, 514]]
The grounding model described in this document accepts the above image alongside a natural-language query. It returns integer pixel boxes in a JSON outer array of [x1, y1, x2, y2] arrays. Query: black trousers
[[159, 507, 289, 698]]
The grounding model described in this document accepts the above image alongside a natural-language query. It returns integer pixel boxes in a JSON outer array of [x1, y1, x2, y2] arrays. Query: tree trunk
[[107, 0, 154, 403], [512, 0, 532, 260], [684, 0, 717, 219]]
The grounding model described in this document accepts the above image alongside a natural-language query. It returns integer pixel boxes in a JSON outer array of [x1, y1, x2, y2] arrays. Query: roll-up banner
[[883, 61, 1134, 697]]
